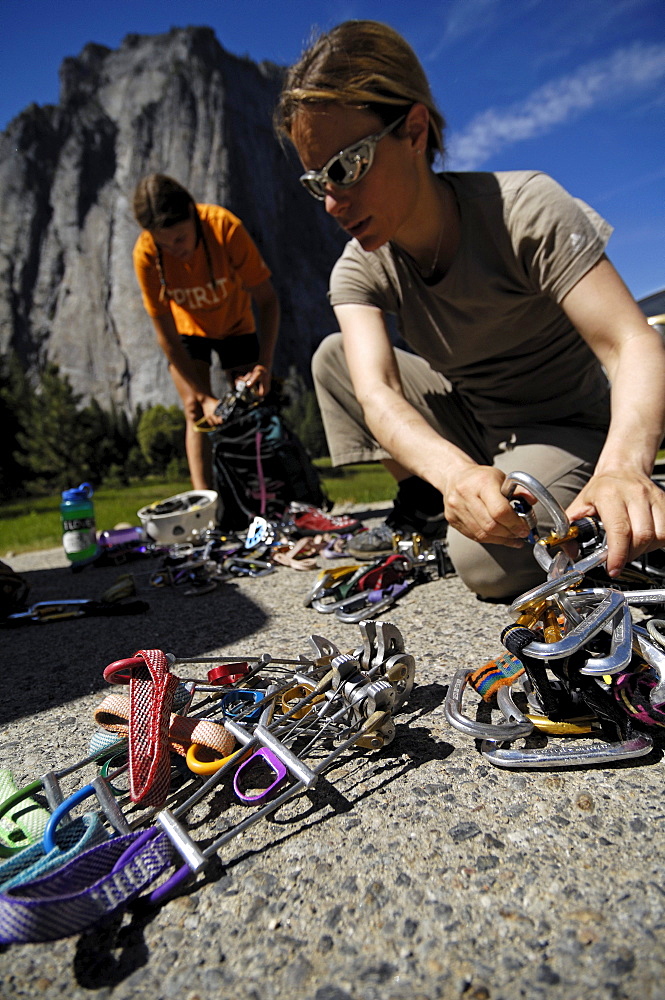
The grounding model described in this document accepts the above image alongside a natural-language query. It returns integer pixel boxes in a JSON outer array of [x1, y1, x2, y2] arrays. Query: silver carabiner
[[503, 470, 570, 539], [508, 588, 626, 661], [510, 568, 585, 615], [480, 733, 653, 769], [334, 580, 413, 624], [572, 593, 633, 676], [444, 666, 533, 741]]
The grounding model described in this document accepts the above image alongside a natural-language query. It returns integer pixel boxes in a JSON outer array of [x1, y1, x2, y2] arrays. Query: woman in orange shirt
[[133, 174, 280, 489]]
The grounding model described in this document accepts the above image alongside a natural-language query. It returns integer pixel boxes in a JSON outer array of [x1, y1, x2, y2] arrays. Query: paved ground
[[0, 511, 664, 1000]]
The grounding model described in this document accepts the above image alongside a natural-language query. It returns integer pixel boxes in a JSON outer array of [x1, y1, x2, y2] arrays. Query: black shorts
[[179, 333, 259, 370]]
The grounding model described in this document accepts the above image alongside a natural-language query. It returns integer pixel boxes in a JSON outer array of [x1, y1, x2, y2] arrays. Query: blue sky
[[1, 0, 663, 299]]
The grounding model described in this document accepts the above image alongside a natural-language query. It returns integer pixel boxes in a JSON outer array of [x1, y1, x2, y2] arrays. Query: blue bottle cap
[[61, 482, 94, 502]]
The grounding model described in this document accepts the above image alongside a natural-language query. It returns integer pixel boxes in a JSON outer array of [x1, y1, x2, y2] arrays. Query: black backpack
[[209, 385, 331, 531]]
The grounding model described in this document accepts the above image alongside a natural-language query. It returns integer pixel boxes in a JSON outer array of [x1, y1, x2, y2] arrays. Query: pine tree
[[0, 351, 34, 498], [16, 363, 92, 492], [136, 404, 187, 475]]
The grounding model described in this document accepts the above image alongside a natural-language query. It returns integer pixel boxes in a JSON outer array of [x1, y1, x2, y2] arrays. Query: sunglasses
[[299, 115, 406, 201]]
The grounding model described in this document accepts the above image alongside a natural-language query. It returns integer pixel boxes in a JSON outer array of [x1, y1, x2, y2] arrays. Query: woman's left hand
[[566, 472, 665, 577], [237, 363, 271, 397]]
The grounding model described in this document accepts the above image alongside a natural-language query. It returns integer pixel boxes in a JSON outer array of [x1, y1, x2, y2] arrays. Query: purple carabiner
[[233, 748, 287, 804]]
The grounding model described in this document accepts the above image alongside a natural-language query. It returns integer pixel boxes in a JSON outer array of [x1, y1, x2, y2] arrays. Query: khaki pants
[[313, 333, 610, 599]]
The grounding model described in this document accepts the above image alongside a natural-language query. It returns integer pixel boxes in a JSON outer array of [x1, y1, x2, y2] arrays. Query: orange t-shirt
[[133, 204, 271, 339]]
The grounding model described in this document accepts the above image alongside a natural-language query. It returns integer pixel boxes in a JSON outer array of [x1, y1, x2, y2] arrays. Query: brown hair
[[132, 174, 196, 231], [275, 20, 446, 164], [132, 174, 215, 303]]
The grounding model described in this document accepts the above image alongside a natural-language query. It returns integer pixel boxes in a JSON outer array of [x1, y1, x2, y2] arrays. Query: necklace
[[413, 184, 446, 280], [420, 214, 444, 280]]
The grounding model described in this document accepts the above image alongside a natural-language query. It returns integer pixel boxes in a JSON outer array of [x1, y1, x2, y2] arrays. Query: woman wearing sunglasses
[[275, 20, 665, 599], [133, 174, 280, 489]]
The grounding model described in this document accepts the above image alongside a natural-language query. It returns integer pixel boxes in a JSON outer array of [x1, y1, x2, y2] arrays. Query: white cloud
[[447, 42, 665, 169], [439, 0, 501, 44]]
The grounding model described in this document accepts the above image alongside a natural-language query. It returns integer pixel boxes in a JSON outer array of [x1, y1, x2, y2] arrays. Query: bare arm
[[151, 312, 222, 423], [237, 279, 280, 397], [561, 256, 665, 575], [335, 303, 529, 546]]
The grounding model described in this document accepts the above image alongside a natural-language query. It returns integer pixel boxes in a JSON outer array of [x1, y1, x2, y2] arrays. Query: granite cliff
[[0, 26, 346, 411]]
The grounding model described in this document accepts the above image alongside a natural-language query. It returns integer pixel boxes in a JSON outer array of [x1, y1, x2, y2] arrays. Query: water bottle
[[60, 482, 99, 562]]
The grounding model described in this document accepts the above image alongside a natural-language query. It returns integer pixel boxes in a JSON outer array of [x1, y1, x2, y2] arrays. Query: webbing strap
[[469, 651, 525, 701], [128, 650, 179, 806], [0, 812, 107, 893], [0, 827, 172, 944], [94, 693, 236, 757], [357, 554, 409, 592], [0, 770, 50, 857], [255, 430, 267, 514]]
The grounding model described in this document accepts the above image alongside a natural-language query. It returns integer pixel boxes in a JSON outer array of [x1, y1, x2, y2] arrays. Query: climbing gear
[[209, 382, 330, 531], [0, 771, 50, 858], [0, 595, 149, 626], [445, 469, 665, 768], [306, 539, 451, 622], [0, 621, 415, 943]]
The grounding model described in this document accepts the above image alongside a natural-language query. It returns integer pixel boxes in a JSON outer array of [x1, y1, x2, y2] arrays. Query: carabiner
[[504, 588, 626, 661], [222, 555, 274, 577], [480, 733, 653, 769], [444, 666, 533, 741], [579, 596, 633, 676], [335, 579, 413, 624], [503, 471, 570, 539]]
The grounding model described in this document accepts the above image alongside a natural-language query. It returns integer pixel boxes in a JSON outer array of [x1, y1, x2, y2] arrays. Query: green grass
[[0, 463, 394, 556], [1, 478, 191, 556], [313, 458, 394, 505]]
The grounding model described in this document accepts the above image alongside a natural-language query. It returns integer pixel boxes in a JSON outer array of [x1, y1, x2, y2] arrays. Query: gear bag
[[209, 385, 330, 531]]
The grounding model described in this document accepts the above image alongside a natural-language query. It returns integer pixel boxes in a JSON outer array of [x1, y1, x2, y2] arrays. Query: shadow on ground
[[1, 558, 269, 723]]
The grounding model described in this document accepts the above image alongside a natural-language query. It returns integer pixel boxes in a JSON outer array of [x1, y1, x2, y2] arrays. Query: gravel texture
[[1, 507, 664, 1000]]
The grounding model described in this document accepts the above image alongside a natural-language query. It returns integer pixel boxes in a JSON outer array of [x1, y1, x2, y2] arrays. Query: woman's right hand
[[442, 465, 531, 547], [201, 395, 223, 426]]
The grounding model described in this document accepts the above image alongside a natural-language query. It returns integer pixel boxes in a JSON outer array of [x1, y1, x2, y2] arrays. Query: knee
[[312, 333, 344, 387], [181, 397, 203, 424], [448, 531, 545, 601]]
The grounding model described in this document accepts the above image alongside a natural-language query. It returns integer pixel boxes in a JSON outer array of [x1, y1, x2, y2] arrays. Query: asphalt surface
[[0, 509, 664, 1000]]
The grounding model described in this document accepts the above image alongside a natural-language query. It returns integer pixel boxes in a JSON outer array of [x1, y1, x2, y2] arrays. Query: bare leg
[[168, 361, 213, 490]]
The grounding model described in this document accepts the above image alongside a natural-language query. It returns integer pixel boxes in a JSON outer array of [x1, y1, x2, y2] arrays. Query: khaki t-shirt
[[329, 171, 613, 425], [133, 204, 271, 339]]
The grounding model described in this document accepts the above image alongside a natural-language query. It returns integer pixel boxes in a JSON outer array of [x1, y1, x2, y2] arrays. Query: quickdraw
[[305, 539, 451, 622]]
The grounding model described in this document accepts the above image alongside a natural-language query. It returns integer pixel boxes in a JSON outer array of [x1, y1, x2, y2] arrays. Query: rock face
[[0, 26, 346, 411]]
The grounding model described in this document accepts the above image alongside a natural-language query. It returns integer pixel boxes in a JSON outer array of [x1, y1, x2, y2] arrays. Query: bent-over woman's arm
[[151, 313, 222, 424], [241, 278, 280, 397]]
